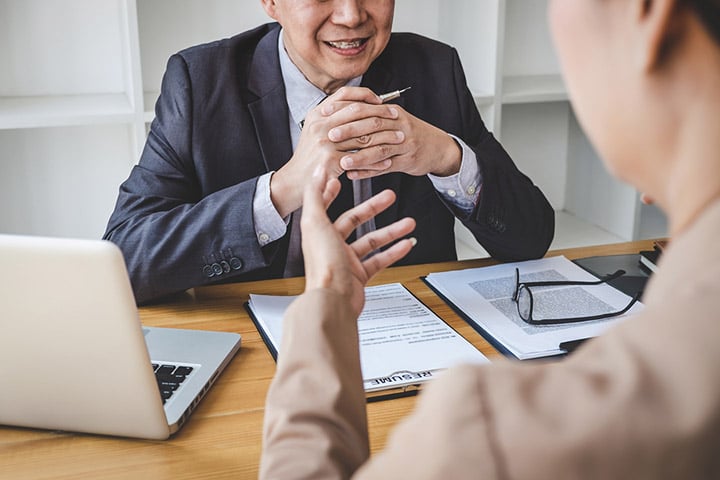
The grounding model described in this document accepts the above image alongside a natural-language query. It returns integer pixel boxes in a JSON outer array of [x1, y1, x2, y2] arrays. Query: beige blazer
[[260, 200, 720, 479]]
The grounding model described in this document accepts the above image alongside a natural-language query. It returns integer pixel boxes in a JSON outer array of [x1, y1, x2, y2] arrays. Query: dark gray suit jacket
[[104, 23, 554, 304]]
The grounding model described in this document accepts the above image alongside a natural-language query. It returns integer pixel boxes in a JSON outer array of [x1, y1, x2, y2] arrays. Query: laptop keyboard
[[152, 363, 194, 404]]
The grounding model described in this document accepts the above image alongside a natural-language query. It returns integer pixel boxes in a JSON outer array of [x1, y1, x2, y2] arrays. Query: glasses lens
[[517, 285, 532, 320]]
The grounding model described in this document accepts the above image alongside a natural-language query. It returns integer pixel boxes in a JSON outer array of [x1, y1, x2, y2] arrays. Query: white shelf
[[0, 0, 131, 98], [473, 92, 496, 106], [143, 92, 159, 123], [0, 94, 135, 130], [0, 0, 663, 250], [502, 0, 560, 78], [501, 74, 567, 104]]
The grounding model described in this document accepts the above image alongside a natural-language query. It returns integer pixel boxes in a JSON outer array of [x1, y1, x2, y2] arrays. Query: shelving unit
[[441, 0, 668, 259], [0, 0, 666, 254]]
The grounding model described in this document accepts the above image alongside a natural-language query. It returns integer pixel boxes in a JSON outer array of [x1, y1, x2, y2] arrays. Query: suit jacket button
[[220, 260, 231, 273], [211, 263, 223, 276], [203, 265, 214, 278], [230, 257, 243, 270]]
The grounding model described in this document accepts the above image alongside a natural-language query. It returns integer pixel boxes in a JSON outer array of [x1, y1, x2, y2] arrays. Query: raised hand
[[301, 166, 416, 317]]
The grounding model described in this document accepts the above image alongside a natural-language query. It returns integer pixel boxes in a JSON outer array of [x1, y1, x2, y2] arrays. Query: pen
[[378, 86, 411, 103]]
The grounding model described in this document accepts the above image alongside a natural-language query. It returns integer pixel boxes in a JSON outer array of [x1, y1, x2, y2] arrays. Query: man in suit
[[104, 0, 554, 304]]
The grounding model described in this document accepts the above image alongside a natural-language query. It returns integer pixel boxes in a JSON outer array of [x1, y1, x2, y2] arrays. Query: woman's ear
[[635, 0, 686, 71]]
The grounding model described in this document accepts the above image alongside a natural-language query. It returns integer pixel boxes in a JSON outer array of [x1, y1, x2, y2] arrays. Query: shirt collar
[[278, 29, 362, 127]]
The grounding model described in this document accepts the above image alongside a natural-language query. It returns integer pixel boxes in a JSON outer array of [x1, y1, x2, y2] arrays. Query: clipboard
[[423, 277, 597, 359], [421, 256, 644, 360], [244, 283, 489, 402]]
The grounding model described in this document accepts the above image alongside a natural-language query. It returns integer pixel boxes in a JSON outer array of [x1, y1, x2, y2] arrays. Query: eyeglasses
[[512, 268, 641, 326]]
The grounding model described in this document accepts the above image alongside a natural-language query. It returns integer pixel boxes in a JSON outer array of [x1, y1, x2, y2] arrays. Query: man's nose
[[331, 0, 367, 28]]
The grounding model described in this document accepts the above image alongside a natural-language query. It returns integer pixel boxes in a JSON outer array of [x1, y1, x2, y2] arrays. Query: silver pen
[[378, 86, 411, 103]]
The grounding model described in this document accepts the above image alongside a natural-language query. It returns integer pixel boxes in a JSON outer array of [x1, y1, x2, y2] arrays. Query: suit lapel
[[247, 25, 293, 173]]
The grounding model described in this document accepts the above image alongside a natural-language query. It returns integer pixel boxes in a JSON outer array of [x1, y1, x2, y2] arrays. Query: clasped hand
[[270, 86, 461, 218]]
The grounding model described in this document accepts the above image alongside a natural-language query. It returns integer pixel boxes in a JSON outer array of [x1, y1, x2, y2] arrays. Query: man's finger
[[346, 167, 394, 181], [327, 86, 382, 106]]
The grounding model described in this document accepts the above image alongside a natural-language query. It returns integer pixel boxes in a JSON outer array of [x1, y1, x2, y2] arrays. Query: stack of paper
[[424, 256, 644, 360], [247, 283, 489, 396]]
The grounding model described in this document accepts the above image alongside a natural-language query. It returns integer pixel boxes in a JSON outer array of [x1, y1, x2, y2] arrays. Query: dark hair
[[688, 0, 720, 45]]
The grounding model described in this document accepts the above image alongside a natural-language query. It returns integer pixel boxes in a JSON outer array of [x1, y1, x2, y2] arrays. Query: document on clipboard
[[246, 283, 489, 401], [424, 256, 645, 360]]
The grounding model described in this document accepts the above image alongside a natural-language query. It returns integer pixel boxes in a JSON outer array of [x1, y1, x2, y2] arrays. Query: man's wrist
[[430, 135, 462, 177], [269, 168, 300, 218], [253, 172, 289, 246], [427, 135, 482, 214]]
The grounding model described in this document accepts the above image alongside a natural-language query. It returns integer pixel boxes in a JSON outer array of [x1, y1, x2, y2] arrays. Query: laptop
[[0, 234, 241, 439]]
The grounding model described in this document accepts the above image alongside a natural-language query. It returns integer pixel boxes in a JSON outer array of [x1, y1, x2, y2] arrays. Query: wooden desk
[[0, 240, 656, 479]]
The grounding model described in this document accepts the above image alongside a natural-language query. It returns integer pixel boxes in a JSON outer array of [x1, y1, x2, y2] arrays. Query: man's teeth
[[328, 40, 364, 49]]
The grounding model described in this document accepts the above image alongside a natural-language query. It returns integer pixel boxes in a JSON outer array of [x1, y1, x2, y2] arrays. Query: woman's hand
[[301, 167, 417, 317]]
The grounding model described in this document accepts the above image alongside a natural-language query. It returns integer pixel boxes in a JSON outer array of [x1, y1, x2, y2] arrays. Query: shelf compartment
[[564, 111, 639, 240], [473, 92, 496, 106], [0, 94, 135, 129], [501, 0, 561, 81], [0, 125, 135, 239], [501, 74, 567, 104], [500, 102, 571, 210], [0, 0, 131, 98]]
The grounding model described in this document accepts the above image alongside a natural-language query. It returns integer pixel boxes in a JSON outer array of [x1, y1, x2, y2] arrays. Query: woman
[[260, 0, 720, 478]]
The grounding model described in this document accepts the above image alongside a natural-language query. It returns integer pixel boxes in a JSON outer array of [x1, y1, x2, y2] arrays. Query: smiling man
[[103, 0, 554, 305], [264, 0, 394, 93]]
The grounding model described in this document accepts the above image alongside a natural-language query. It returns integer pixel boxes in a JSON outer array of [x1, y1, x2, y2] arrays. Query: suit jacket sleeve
[[447, 48, 555, 261], [103, 54, 275, 304]]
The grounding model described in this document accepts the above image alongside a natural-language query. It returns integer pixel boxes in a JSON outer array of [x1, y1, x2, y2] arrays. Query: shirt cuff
[[427, 135, 483, 214], [253, 172, 289, 246]]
